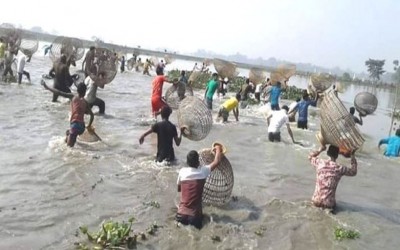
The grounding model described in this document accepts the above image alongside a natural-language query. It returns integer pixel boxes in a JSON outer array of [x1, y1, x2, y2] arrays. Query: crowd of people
[[2, 42, 399, 230]]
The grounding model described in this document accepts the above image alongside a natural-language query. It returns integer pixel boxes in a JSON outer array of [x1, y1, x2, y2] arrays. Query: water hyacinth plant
[[334, 227, 360, 241]]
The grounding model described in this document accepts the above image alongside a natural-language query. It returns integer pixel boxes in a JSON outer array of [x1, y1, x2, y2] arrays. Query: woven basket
[[165, 83, 194, 109], [354, 92, 378, 116], [0, 24, 22, 50], [164, 55, 174, 65], [309, 73, 335, 93], [49, 36, 85, 62], [213, 58, 238, 79], [19, 36, 38, 57], [249, 67, 266, 84], [319, 89, 364, 151], [188, 71, 202, 83], [199, 148, 234, 206], [127, 58, 135, 71], [86, 48, 118, 85], [177, 96, 212, 141], [270, 64, 296, 86]]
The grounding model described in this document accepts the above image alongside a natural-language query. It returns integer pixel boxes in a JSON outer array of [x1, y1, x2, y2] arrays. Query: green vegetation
[[281, 86, 306, 101], [143, 200, 160, 208], [75, 218, 161, 250], [365, 59, 385, 82], [334, 227, 360, 241]]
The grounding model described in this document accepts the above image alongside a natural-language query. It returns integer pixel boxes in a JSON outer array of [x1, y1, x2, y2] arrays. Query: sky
[[1, 0, 399, 73]]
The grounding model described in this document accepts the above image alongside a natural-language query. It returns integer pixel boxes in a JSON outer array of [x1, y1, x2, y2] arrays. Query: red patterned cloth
[[309, 155, 357, 208]]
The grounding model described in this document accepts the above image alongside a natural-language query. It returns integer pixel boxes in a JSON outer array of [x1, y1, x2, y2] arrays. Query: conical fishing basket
[[309, 73, 335, 94], [86, 48, 118, 85], [165, 83, 194, 110], [0, 24, 22, 50], [354, 92, 378, 116], [150, 56, 158, 66], [249, 67, 266, 85], [50, 36, 85, 62], [177, 96, 212, 141], [19, 35, 38, 57], [199, 148, 234, 206], [270, 64, 296, 86], [213, 58, 238, 79], [188, 71, 202, 83], [319, 89, 364, 151], [127, 58, 135, 71], [164, 55, 174, 65]]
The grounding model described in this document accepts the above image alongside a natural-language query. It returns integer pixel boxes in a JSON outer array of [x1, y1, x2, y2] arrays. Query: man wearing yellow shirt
[[217, 94, 241, 122]]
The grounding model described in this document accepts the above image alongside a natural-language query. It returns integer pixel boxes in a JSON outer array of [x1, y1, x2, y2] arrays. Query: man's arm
[[266, 114, 272, 126], [341, 153, 357, 176], [209, 144, 223, 172], [378, 138, 389, 148], [286, 123, 296, 143], [174, 127, 184, 146], [233, 107, 239, 121], [358, 113, 363, 126], [40, 80, 74, 99], [139, 128, 153, 145], [85, 104, 94, 128]]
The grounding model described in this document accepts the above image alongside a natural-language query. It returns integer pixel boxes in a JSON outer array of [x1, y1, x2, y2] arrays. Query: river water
[[0, 48, 400, 250]]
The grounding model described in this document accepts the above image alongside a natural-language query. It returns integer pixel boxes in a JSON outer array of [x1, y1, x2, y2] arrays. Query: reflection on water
[[0, 50, 400, 250]]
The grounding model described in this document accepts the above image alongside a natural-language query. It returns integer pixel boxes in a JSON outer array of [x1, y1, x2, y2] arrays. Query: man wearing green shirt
[[204, 73, 219, 110]]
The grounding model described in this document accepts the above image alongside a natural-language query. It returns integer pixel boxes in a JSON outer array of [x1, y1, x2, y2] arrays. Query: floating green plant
[[334, 227, 360, 241]]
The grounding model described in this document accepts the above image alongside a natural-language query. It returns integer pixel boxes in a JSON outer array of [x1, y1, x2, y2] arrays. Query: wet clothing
[[120, 57, 125, 72], [222, 97, 239, 112], [297, 99, 317, 122], [17, 54, 30, 84], [205, 79, 218, 100], [309, 156, 357, 209], [70, 96, 87, 123], [176, 164, 212, 228], [379, 136, 400, 157], [268, 132, 281, 142], [0, 42, 5, 58], [70, 121, 85, 136], [268, 110, 288, 134], [297, 120, 308, 129], [178, 75, 188, 100], [270, 85, 282, 107], [152, 75, 166, 98], [151, 120, 178, 162]]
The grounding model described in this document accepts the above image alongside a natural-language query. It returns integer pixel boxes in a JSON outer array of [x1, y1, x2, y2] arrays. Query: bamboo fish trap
[[87, 48, 118, 85], [318, 88, 365, 151], [249, 67, 266, 85], [177, 96, 212, 141], [309, 73, 335, 94], [213, 58, 239, 79], [199, 147, 234, 206], [165, 83, 194, 110], [50, 36, 85, 62], [270, 64, 296, 86], [354, 92, 378, 116]]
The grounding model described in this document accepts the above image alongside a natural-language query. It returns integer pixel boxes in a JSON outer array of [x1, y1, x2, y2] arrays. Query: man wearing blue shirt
[[379, 129, 400, 157], [270, 82, 282, 110], [297, 93, 318, 129]]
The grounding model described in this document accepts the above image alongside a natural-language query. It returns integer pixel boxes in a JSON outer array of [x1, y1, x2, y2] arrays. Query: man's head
[[186, 150, 200, 168], [156, 67, 164, 75], [302, 92, 309, 100], [277, 81, 282, 87], [212, 73, 218, 79], [349, 107, 356, 115], [181, 70, 185, 76], [327, 145, 339, 159], [77, 82, 87, 97], [296, 97, 301, 102], [282, 105, 289, 113], [236, 93, 241, 101], [160, 106, 172, 119], [246, 78, 250, 84], [89, 46, 95, 51], [396, 129, 400, 137]]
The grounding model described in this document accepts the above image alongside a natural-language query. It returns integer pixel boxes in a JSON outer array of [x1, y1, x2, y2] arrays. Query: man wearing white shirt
[[17, 52, 31, 84], [84, 72, 105, 114], [176, 144, 224, 229], [266, 105, 296, 143]]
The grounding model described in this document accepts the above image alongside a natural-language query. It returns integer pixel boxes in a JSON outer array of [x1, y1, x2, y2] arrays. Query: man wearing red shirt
[[151, 69, 177, 118]]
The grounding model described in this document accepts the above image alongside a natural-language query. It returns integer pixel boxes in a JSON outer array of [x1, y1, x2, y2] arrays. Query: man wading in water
[[308, 145, 357, 211], [176, 144, 224, 229], [139, 106, 184, 164]]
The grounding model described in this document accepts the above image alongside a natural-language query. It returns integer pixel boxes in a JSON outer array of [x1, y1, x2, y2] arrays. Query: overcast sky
[[2, 0, 399, 73]]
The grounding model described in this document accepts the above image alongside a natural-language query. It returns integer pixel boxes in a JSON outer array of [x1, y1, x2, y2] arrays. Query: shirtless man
[[49, 55, 74, 102]]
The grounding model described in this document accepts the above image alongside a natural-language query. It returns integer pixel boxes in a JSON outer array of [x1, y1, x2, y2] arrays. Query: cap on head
[[186, 150, 200, 168]]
